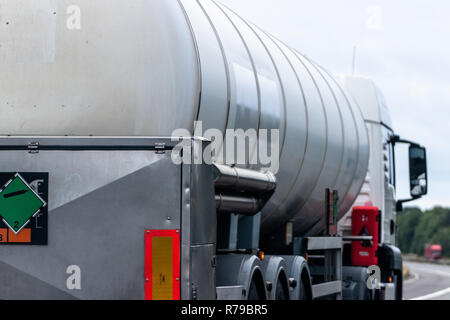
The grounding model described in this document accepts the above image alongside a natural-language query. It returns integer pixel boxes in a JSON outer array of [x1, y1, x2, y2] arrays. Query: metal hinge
[[28, 142, 39, 154], [154, 142, 166, 154]]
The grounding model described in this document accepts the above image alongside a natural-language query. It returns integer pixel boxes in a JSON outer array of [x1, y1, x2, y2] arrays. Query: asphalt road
[[403, 261, 450, 300]]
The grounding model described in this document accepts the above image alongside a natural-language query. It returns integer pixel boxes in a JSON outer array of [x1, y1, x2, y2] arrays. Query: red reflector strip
[[145, 229, 180, 300]]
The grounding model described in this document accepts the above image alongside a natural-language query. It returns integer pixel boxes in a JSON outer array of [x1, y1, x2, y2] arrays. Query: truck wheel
[[394, 271, 403, 300], [247, 271, 266, 300], [299, 269, 313, 300], [299, 280, 308, 300], [274, 274, 289, 300], [247, 278, 259, 300]]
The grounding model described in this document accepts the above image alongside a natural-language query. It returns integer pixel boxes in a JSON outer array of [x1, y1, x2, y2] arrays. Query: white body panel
[[337, 76, 396, 245]]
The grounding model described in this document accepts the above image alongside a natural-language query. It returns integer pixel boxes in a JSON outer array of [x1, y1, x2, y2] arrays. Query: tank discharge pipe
[[213, 164, 276, 215]]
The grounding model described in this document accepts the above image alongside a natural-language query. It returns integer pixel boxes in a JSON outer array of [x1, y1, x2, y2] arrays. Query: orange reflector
[[145, 230, 180, 300], [258, 251, 265, 260]]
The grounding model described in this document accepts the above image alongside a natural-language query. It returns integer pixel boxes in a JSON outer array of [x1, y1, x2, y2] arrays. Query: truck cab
[[337, 75, 428, 299], [425, 244, 442, 261]]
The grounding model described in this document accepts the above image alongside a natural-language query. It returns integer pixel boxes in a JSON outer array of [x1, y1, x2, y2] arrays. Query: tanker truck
[[0, 0, 427, 300]]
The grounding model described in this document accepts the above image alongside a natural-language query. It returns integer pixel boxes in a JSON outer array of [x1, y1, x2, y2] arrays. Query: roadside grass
[[403, 264, 411, 280]]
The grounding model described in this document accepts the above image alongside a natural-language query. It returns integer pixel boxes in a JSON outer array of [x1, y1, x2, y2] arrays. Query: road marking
[[411, 266, 450, 278], [409, 265, 450, 300], [410, 286, 450, 300]]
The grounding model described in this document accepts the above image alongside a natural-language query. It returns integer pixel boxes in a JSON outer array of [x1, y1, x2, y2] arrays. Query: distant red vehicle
[[424, 244, 442, 261]]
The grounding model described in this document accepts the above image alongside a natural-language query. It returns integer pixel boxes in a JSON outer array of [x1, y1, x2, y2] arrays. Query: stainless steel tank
[[0, 0, 369, 236]]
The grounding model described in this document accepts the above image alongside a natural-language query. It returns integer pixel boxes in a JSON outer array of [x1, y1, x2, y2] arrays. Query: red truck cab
[[425, 244, 442, 261]]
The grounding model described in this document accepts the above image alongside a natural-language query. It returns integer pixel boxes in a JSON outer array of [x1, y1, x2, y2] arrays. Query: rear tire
[[394, 270, 403, 300], [274, 277, 289, 300], [299, 280, 308, 300], [299, 270, 312, 300], [247, 271, 266, 300], [247, 278, 260, 300]]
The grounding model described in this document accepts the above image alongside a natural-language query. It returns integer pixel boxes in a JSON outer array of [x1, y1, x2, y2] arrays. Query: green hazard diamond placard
[[0, 173, 47, 234]]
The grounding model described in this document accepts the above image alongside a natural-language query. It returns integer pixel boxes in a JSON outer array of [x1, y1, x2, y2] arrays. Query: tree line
[[397, 206, 450, 257]]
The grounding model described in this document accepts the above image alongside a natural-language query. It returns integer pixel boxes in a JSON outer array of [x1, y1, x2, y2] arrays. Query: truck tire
[[299, 270, 313, 300], [299, 280, 308, 300], [247, 271, 266, 300], [394, 270, 403, 300], [274, 273, 290, 300]]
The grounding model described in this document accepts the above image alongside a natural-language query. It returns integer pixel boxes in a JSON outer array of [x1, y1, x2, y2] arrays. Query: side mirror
[[391, 135, 428, 211], [409, 145, 427, 198]]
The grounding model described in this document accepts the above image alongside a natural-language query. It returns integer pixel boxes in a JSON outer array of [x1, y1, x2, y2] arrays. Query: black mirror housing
[[409, 145, 428, 198], [389, 135, 428, 210]]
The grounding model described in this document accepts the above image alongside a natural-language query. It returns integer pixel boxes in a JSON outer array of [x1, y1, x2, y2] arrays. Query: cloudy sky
[[221, 0, 450, 210]]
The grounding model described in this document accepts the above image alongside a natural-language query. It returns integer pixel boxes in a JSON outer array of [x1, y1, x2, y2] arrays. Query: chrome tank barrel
[[0, 0, 369, 236]]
